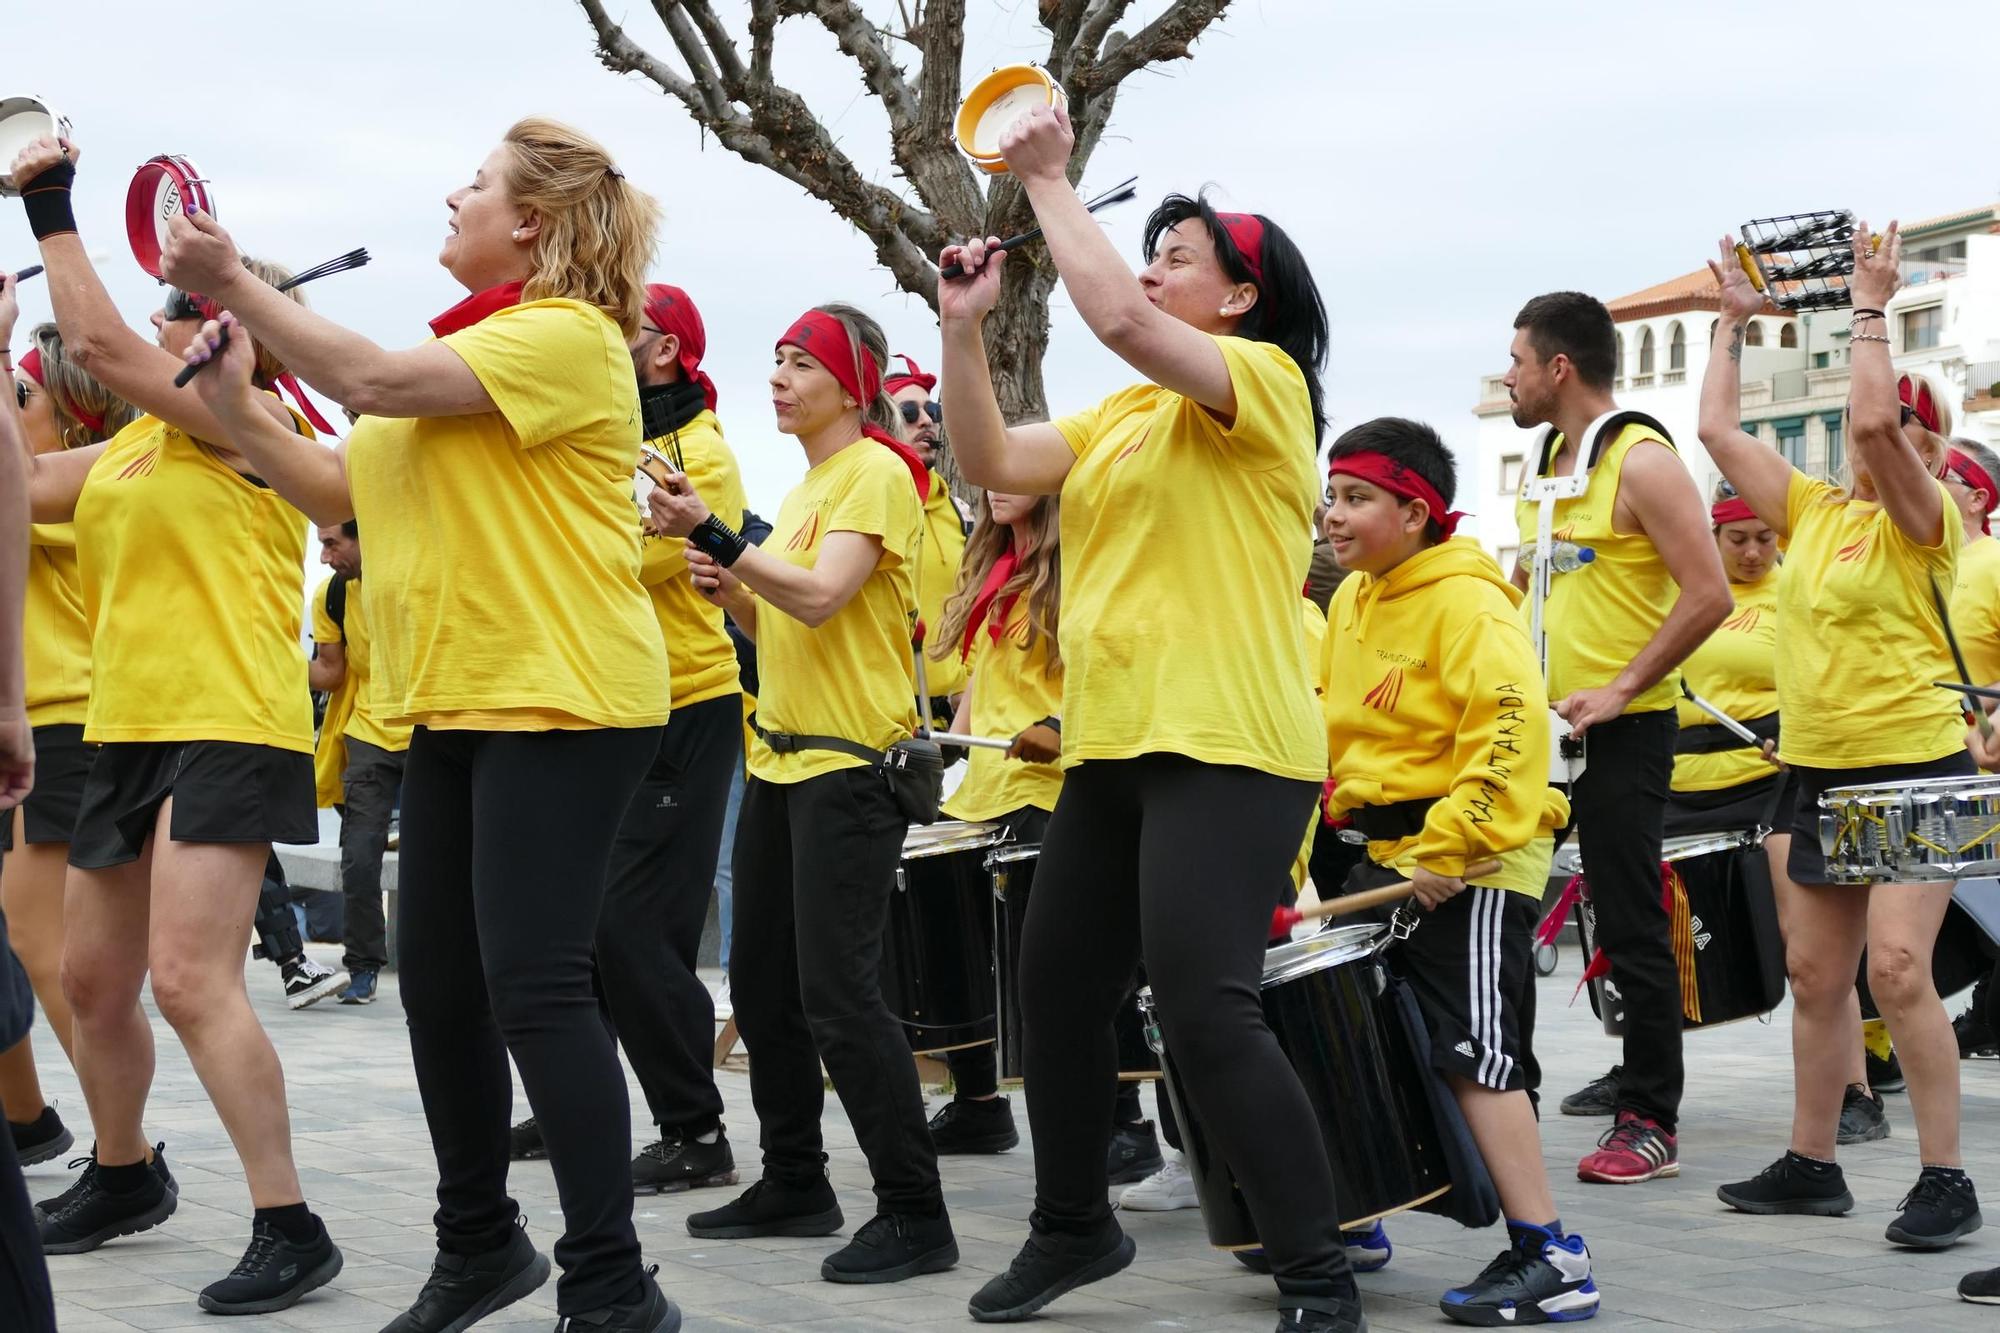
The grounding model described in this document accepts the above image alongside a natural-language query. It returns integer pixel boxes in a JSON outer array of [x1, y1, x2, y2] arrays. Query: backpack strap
[[326, 574, 350, 638]]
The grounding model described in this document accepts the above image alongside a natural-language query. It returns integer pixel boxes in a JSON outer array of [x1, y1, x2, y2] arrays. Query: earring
[[1219, 306, 1232, 316], [512, 228, 525, 240]]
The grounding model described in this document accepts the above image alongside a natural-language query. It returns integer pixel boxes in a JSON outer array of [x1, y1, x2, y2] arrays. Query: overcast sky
[[7, 0, 1993, 516]]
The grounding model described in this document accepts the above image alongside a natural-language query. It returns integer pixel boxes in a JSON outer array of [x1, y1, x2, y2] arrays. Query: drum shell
[[0, 96, 69, 197], [954, 65, 1066, 174], [1140, 928, 1453, 1248], [883, 824, 1003, 1055]]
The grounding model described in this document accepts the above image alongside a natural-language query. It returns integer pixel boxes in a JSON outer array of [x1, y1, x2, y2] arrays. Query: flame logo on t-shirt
[[115, 447, 160, 480], [1363, 667, 1405, 712], [1836, 532, 1875, 563], [786, 511, 821, 552], [1114, 427, 1151, 463], [1721, 605, 1763, 633]]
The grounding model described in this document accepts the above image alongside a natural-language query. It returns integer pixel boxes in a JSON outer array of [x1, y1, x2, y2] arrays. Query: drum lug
[[894, 866, 907, 894]]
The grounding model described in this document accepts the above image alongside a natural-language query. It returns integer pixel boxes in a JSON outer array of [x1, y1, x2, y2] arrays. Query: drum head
[[955, 66, 1064, 167], [902, 819, 1006, 859], [125, 155, 213, 279], [1261, 923, 1383, 988], [0, 96, 65, 196]]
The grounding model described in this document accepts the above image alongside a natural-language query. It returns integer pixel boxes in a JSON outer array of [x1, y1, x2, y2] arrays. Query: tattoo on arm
[[1727, 324, 1745, 363]]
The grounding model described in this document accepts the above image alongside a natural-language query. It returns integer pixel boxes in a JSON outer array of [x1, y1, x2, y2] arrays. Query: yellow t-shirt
[[749, 439, 923, 784], [1513, 422, 1684, 715], [1777, 473, 1964, 767], [941, 601, 1064, 822], [311, 575, 413, 755], [1673, 570, 1782, 793], [76, 415, 312, 750], [346, 299, 668, 731], [638, 408, 747, 710], [917, 475, 968, 700], [1951, 534, 2000, 689], [25, 522, 89, 727], [1052, 336, 1322, 779]]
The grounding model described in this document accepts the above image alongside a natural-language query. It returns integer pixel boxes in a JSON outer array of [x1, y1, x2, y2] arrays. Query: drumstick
[[1270, 858, 1505, 935], [173, 247, 370, 388], [939, 176, 1139, 280], [1679, 680, 1764, 748], [1937, 681, 2000, 704], [927, 731, 1013, 751], [11, 264, 42, 283], [1931, 578, 1995, 739]]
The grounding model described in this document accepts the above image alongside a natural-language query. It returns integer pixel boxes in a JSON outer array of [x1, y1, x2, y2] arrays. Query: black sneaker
[[510, 1116, 546, 1161], [38, 1149, 179, 1253], [1837, 1084, 1890, 1145], [969, 1226, 1135, 1322], [632, 1128, 738, 1194], [1960, 1264, 2000, 1304], [1954, 1004, 1997, 1059], [1441, 1225, 1598, 1326], [1716, 1151, 1854, 1216], [197, 1214, 344, 1314], [35, 1141, 177, 1219], [821, 1210, 958, 1284], [9, 1105, 74, 1166], [382, 1217, 552, 1333], [1558, 1067, 1621, 1117], [553, 1266, 680, 1332], [1106, 1120, 1163, 1186], [1886, 1168, 1983, 1249], [281, 955, 350, 1010], [1867, 1046, 1906, 1093], [686, 1175, 844, 1239], [929, 1097, 1020, 1154], [1276, 1297, 1369, 1332]]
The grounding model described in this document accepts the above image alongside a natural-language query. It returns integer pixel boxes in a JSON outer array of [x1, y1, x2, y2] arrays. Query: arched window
[[1638, 327, 1656, 375], [1780, 322, 1798, 349], [1745, 321, 1765, 348], [1668, 322, 1686, 372], [1615, 332, 1625, 382]]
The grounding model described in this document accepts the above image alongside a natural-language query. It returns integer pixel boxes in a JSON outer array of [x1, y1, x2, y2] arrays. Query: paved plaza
[[26, 942, 2000, 1332]]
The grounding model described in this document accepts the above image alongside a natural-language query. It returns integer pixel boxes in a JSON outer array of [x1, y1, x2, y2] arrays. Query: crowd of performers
[[1, 97, 2000, 1333]]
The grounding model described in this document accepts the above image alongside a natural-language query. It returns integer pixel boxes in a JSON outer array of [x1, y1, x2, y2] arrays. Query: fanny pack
[[755, 723, 944, 825]]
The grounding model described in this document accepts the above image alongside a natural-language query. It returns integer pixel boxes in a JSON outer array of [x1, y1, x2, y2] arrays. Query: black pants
[[945, 806, 1050, 1101], [252, 853, 300, 962], [1019, 754, 1351, 1297], [0, 909, 56, 1332], [1563, 708, 1683, 1131], [597, 694, 739, 1134], [732, 767, 942, 1214], [340, 736, 405, 975], [397, 724, 658, 1315]]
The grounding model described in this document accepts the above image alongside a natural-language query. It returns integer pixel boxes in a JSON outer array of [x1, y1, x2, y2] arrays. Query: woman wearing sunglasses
[[886, 355, 969, 721], [6, 136, 343, 1315], [1698, 224, 1980, 1252]]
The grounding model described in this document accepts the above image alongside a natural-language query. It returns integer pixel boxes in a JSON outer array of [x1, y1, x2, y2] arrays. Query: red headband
[[1711, 497, 1758, 526], [643, 283, 718, 413], [776, 311, 929, 500], [1948, 449, 1998, 534], [1215, 211, 1266, 288], [1328, 451, 1467, 538], [17, 347, 108, 436], [1899, 374, 1941, 435], [883, 353, 936, 398]]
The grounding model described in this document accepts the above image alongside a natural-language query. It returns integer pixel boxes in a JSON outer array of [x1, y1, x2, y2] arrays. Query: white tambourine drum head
[[0, 96, 70, 197], [125, 155, 214, 279], [955, 66, 1066, 175]]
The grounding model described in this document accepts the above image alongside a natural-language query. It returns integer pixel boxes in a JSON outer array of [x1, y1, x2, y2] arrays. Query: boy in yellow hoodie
[[1319, 418, 1596, 1328]]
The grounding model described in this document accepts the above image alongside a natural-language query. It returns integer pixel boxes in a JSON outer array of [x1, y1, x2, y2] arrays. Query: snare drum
[[882, 821, 1006, 1054], [0, 96, 70, 196], [1563, 831, 1786, 1035], [125, 155, 215, 279], [1140, 924, 1453, 1247], [1818, 775, 2000, 884]]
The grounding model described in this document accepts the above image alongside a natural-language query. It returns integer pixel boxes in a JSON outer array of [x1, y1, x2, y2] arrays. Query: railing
[[1630, 374, 1655, 389], [1968, 361, 2000, 402], [1902, 257, 1968, 286], [1662, 370, 1686, 386]]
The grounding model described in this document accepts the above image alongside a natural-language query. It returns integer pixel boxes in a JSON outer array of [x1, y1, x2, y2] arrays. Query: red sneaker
[[1577, 1110, 1679, 1184]]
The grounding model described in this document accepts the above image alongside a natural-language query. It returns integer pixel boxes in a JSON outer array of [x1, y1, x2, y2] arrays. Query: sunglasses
[[13, 380, 25, 410], [162, 289, 213, 323], [899, 399, 942, 427]]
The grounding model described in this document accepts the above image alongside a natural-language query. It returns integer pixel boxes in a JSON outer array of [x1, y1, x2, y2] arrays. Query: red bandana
[[643, 284, 718, 412], [1899, 373, 1941, 435], [1215, 212, 1266, 288], [1711, 497, 1759, 526], [431, 281, 527, 339], [1948, 449, 1998, 534], [884, 353, 936, 397], [960, 543, 1023, 662], [18, 348, 107, 436], [776, 311, 929, 500], [1327, 451, 1467, 537]]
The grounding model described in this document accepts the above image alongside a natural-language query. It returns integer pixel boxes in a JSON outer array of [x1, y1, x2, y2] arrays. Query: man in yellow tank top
[[1503, 292, 1732, 1185]]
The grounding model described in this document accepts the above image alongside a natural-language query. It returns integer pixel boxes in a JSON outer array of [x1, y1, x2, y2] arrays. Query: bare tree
[[573, 0, 1233, 427]]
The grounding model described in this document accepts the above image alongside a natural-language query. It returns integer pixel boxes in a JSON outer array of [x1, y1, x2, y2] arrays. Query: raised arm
[[1699, 236, 1796, 534], [936, 241, 1081, 495], [0, 389, 32, 807], [0, 272, 104, 523], [1845, 221, 1943, 546], [181, 317, 354, 525]]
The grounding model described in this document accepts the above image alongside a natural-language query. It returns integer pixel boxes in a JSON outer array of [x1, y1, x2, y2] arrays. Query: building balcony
[[1901, 257, 1968, 286], [1662, 369, 1686, 386], [1631, 373, 1655, 389]]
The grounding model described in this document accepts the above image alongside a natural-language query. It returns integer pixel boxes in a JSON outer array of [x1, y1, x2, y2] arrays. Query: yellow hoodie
[[1320, 537, 1567, 898]]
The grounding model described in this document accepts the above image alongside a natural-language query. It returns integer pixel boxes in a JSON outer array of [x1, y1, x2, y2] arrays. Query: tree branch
[[675, 0, 750, 93], [749, 0, 779, 85], [1068, 0, 1133, 68], [1075, 0, 1232, 92]]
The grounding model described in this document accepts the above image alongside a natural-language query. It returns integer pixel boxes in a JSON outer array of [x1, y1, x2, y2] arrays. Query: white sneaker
[[712, 977, 733, 1022], [1119, 1156, 1197, 1211]]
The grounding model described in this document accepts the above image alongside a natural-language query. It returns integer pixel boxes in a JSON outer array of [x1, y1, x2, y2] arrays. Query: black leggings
[[397, 725, 659, 1315], [1019, 754, 1352, 1298]]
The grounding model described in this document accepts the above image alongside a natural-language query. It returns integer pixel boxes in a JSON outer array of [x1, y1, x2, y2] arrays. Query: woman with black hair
[[938, 103, 1358, 1333]]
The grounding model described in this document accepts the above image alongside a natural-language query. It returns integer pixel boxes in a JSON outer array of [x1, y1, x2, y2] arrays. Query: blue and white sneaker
[[1441, 1224, 1597, 1326], [1344, 1221, 1392, 1273]]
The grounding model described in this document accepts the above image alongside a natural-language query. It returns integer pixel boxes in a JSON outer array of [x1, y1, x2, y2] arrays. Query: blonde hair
[[813, 302, 901, 435], [236, 256, 311, 386], [1828, 370, 1952, 500], [25, 323, 138, 448], [501, 117, 660, 338], [931, 493, 1062, 675]]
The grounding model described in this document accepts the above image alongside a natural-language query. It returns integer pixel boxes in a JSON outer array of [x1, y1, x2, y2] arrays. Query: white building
[[1462, 203, 2000, 567]]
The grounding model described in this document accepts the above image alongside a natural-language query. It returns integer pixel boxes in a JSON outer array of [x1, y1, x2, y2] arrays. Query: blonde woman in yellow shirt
[[0, 314, 134, 1174], [162, 120, 678, 1332], [1699, 225, 1979, 1250], [7, 137, 341, 1314]]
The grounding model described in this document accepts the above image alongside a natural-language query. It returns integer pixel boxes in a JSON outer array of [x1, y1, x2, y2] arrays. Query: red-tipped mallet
[[1271, 857, 1504, 936]]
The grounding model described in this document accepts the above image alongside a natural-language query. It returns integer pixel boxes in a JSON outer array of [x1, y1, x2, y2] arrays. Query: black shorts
[[1787, 751, 1977, 885], [0, 724, 96, 850], [68, 741, 318, 870], [1344, 860, 1538, 1092], [1666, 769, 1797, 839]]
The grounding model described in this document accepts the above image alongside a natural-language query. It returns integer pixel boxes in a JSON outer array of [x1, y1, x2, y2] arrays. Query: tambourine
[[955, 65, 1066, 175], [0, 95, 71, 196], [125, 155, 215, 279]]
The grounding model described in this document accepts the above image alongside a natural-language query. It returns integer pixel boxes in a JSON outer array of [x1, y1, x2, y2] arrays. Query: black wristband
[[688, 513, 749, 567], [21, 159, 78, 241], [1852, 307, 1886, 319], [1036, 715, 1062, 735]]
